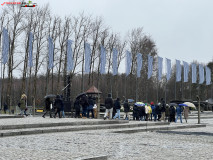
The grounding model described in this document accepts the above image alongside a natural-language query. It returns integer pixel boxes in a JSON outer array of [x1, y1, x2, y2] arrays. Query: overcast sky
[[35, 0, 213, 65]]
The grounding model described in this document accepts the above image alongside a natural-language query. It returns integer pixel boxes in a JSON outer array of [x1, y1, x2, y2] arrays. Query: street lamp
[[196, 95, 200, 124]]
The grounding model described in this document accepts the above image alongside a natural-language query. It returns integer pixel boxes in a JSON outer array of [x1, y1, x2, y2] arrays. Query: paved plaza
[[0, 112, 212, 160]]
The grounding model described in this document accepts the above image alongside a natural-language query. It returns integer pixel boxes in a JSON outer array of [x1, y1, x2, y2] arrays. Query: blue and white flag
[[126, 50, 132, 76], [199, 64, 204, 84], [206, 66, 211, 85], [148, 54, 153, 79], [2, 28, 9, 64], [191, 63, 197, 83], [67, 40, 73, 72], [137, 53, 142, 78], [48, 37, 54, 69], [100, 45, 106, 74], [176, 60, 181, 82], [166, 58, 171, 81], [113, 48, 118, 75], [158, 56, 163, 81], [183, 61, 189, 82], [85, 43, 91, 74], [28, 32, 33, 68]]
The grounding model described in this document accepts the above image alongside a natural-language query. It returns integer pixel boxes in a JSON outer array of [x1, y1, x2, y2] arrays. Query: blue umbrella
[[135, 102, 145, 107], [179, 103, 188, 107]]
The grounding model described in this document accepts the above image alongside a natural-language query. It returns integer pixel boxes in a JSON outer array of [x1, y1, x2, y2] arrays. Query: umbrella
[[135, 102, 145, 107], [76, 92, 86, 99], [179, 103, 188, 107], [44, 94, 56, 99], [183, 102, 196, 108], [169, 103, 178, 106]]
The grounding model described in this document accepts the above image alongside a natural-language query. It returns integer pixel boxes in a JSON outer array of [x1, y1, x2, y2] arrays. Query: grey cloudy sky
[[36, 0, 213, 65]]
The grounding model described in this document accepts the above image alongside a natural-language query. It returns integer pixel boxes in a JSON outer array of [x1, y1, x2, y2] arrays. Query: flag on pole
[[166, 58, 171, 81], [183, 61, 189, 82], [148, 54, 153, 79], [67, 40, 73, 72], [158, 56, 163, 81], [48, 37, 54, 69], [2, 28, 9, 64], [85, 43, 91, 74], [199, 64, 204, 84], [192, 63, 197, 83], [113, 48, 118, 75], [126, 50, 132, 76], [100, 45, 106, 74], [137, 53, 142, 78], [28, 32, 33, 68], [176, 60, 181, 82], [206, 66, 211, 85]]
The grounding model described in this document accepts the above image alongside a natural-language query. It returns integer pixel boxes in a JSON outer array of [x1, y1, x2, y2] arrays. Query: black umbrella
[[169, 103, 178, 106], [76, 92, 86, 99], [44, 94, 56, 99]]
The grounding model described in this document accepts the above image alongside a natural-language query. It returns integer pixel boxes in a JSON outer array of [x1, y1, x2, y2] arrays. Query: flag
[[85, 43, 91, 74], [2, 28, 9, 64], [48, 37, 54, 69], [28, 32, 33, 68], [166, 58, 171, 81], [126, 50, 132, 76], [67, 40, 73, 72], [191, 63, 197, 83], [137, 53, 142, 78], [206, 66, 211, 85], [199, 64, 204, 84], [183, 61, 189, 82], [176, 60, 181, 82], [148, 54, 153, 79], [100, 45, 106, 74], [158, 56, 163, 81], [113, 48, 118, 75]]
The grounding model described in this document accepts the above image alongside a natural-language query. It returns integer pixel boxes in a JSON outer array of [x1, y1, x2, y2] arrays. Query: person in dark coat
[[104, 93, 114, 120], [113, 98, 121, 119], [87, 96, 94, 118], [155, 104, 161, 121], [80, 95, 89, 118], [160, 98, 166, 121], [169, 105, 176, 122], [74, 98, 81, 118], [133, 104, 139, 120], [3, 102, 8, 114], [42, 98, 52, 118], [123, 100, 130, 120], [54, 95, 63, 118], [138, 105, 145, 121]]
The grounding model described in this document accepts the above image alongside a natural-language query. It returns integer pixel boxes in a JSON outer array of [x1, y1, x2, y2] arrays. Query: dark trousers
[[75, 110, 80, 118], [170, 114, 175, 122], [43, 110, 52, 118], [87, 109, 94, 118], [82, 107, 87, 117], [54, 108, 61, 118], [151, 113, 157, 121]]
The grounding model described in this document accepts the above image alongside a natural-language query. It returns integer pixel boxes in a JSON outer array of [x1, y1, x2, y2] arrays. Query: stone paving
[[0, 113, 212, 159]]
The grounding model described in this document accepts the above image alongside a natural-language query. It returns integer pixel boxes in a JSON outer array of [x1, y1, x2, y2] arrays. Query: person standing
[[113, 98, 121, 119], [150, 102, 156, 121], [87, 96, 94, 118], [19, 93, 27, 116], [160, 98, 166, 121], [3, 102, 8, 114], [175, 105, 183, 123], [42, 98, 52, 118], [169, 105, 176, 122], [133, 104, 139, 120], [74, 98, 81, 118], [104, 93, 114, 120], [123, 100, 130, 120], [80, 95, 89, 118], [183, 106, 190, 123], [54, 95, 63, 118]]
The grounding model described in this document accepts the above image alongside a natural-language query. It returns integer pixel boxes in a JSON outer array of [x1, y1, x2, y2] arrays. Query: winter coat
[[80, 95, 89, 109], [155, 105, 161, 115], [169, 106, 176, 115], [176, 106, 183, 115], [184, 107, 189, 119], [54, 98, 63, 110], [105, 97, 113, 109], [165, 106, 170, 117], [124, 102, 130, 112], [161, 101, 166, 112], [88, 97, 94, 110], [138, 106, 145, 116], [45, 99, 51, 110], [151, 105, 156, 114], [19, 99, 26, 110], [114, 100, 121, 110]]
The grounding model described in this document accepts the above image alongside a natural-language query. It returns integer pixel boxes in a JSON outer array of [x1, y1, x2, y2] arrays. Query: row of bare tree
[[0, 4, 212, 109]]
